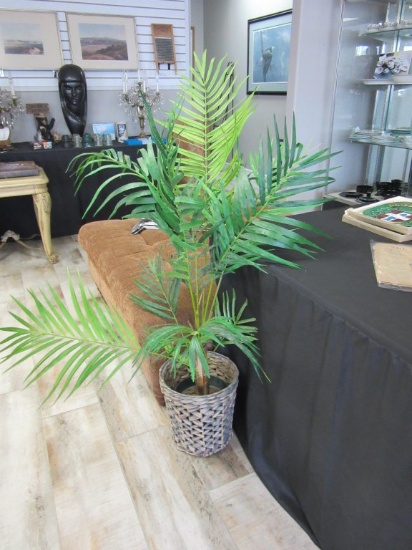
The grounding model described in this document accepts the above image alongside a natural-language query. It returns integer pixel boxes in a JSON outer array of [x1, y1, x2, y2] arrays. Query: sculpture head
[[58, 64, 87, 136]]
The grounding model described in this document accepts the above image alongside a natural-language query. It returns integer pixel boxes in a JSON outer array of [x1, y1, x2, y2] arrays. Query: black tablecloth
[[0, 142, 144, 238], [222, 207, 412, 550]]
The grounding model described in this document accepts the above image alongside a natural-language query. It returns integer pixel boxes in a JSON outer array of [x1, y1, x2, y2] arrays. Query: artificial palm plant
[[0, 52, 337, 405]]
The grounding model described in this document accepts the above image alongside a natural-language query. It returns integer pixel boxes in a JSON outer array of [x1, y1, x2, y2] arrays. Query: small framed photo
[[116, 122, 128, 142], [67, 14, 139, 71], [0, 10, 62, 70], [247, 11, 292, 95], [92, 123, 115, 140]]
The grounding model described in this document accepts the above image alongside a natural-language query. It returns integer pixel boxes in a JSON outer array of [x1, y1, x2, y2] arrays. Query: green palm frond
[[132, 289, 261, 382], [170, 51, 255, 188], [131, 254, 181, 321], [0, 273, 139, 402], [206, 117, 338, 276]]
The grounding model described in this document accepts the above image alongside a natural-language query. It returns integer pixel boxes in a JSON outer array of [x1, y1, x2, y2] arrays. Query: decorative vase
[[159, 351, 239, 457]]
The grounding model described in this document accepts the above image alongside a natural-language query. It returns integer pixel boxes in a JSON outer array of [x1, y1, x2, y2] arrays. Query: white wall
[[190, 0, 204, 59], [1, 0, 190, 141], [203, 0, 346, 199], [203, 0, 293, 162], [286, 0, 344, 197]]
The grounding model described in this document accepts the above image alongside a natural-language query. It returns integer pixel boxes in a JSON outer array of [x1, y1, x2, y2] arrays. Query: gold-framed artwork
[[0, 10, 62, 70], [67, 14, 139, 71]]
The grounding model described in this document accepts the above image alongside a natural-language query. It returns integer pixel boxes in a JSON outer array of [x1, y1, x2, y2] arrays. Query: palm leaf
[[131, 255, 181, 321], [0, 273, 140, 402], [169, 51, 255, 188]]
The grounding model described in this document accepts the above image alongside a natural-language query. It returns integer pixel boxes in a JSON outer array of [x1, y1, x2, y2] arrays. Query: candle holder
[[0, 88, 24, 129], [0, 88, 24, 147], [119, 74, 162, 138]]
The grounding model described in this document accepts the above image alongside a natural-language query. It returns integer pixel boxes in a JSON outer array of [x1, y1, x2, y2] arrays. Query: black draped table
[[222, 207, 412, 550], [0, 142, 144, 238]]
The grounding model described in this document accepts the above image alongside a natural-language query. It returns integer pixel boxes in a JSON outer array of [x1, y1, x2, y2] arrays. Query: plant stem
[[195, 356, 210, 395]]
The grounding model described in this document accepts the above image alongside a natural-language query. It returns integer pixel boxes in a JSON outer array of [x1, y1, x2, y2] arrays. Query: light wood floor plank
[[98, 368, 168, 442], [117, 427, 237, 550], [189, 434, 254, 491], [0, 387, 60, 550], [43, 403, 148, 550], [0, 234, 319, 549], [210, 473, 318, 549]]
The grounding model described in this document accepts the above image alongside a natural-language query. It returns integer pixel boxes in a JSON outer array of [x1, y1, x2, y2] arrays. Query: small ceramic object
[[103, 133, 112, 146], [93, 133, 103, 146], [82, 133, 93, 147], [72, 134, 82, 148], [61, 134, 72, 148]]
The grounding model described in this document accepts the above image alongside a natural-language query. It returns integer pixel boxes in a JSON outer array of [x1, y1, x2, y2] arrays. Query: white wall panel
[[0, 0, 190, 141], [0, 0, 190, 91]]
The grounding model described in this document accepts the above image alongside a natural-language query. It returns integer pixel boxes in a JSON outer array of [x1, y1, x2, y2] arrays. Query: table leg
[[32, 191, 58, 264]]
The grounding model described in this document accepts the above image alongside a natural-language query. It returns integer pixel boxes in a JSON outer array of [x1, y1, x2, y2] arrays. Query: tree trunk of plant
[[195, 357, 210, 395]]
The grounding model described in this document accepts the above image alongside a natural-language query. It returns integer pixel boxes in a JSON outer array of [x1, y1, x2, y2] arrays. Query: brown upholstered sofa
[[78, 218, 193, 406]]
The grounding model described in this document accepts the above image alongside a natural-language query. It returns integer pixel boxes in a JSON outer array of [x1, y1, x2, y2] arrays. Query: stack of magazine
[[0, 161, 39, 179], [342, 196, 412, 242]]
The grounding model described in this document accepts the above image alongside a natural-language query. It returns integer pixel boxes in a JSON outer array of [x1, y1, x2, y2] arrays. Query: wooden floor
[[0, 236, 318, 550]]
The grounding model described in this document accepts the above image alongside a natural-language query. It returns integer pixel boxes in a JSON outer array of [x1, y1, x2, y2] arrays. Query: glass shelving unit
[[328, 0, 412, 195]]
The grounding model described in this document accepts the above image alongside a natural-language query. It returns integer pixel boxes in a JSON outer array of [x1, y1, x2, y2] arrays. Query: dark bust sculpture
[[58, 64, 87, 136]]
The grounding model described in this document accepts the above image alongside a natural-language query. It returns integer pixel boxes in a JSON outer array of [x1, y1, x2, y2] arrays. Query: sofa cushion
[[78, 218, 193, 405]]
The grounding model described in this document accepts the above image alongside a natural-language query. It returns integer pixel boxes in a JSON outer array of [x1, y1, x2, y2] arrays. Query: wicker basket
[[159, 351, 239, 457]]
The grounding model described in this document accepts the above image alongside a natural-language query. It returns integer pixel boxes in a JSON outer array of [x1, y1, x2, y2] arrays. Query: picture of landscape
[[1, 22, 44, 55], [0, 11, 62, 69], [78, 23, 128, 61]]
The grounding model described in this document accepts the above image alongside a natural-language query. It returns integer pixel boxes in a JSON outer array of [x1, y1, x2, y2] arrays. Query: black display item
[[58, 64, 87, 137], [339, 190, 362, 198], [357, 194, 379, 203], [375, 179, 404, 197]]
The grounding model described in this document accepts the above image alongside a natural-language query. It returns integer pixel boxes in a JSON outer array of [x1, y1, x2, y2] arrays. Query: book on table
[[343, 196, 412, 241], [0, 161, 40, 179]]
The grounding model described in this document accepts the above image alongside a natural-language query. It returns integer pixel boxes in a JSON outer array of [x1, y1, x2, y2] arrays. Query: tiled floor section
[[0, 236, 318, 549]]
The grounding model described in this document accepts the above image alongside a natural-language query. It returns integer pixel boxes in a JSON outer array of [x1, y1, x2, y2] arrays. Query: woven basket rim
[[159, 351, 239, 401]]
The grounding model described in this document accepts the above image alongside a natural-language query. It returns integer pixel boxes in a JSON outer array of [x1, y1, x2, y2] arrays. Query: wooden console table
[[0, 167, 58, 263]]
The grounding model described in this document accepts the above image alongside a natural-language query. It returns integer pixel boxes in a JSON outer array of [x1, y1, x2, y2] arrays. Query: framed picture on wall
[[67, 14, 139, 70], [247, 10, 292, 95], [0, 10, 62, 70]]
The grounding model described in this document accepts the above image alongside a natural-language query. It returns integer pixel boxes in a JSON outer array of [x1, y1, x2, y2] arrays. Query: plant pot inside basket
[[176, 375, 228, 395], [159, 351, 239, 457]]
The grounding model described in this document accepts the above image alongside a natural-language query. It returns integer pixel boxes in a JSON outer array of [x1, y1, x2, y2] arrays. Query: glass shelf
[[350, 137, 412, 148], [362, 77, 412, 84], [361, 25, 412, 39]]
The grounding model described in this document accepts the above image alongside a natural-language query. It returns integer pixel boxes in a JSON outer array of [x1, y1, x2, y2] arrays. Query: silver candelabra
[[119, 73, 162, 138], [0, 87, 24, 129]]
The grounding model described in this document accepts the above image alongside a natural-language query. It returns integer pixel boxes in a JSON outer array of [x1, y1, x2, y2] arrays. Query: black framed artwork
[[247, 10, 292, 95]]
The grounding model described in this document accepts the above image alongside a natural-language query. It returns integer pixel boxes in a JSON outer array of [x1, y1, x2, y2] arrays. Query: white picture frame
[[115, 122, 128, 142], [92, 122, 115, 140], [0, 10, 62, 70], [67, 14, 139, 71]]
